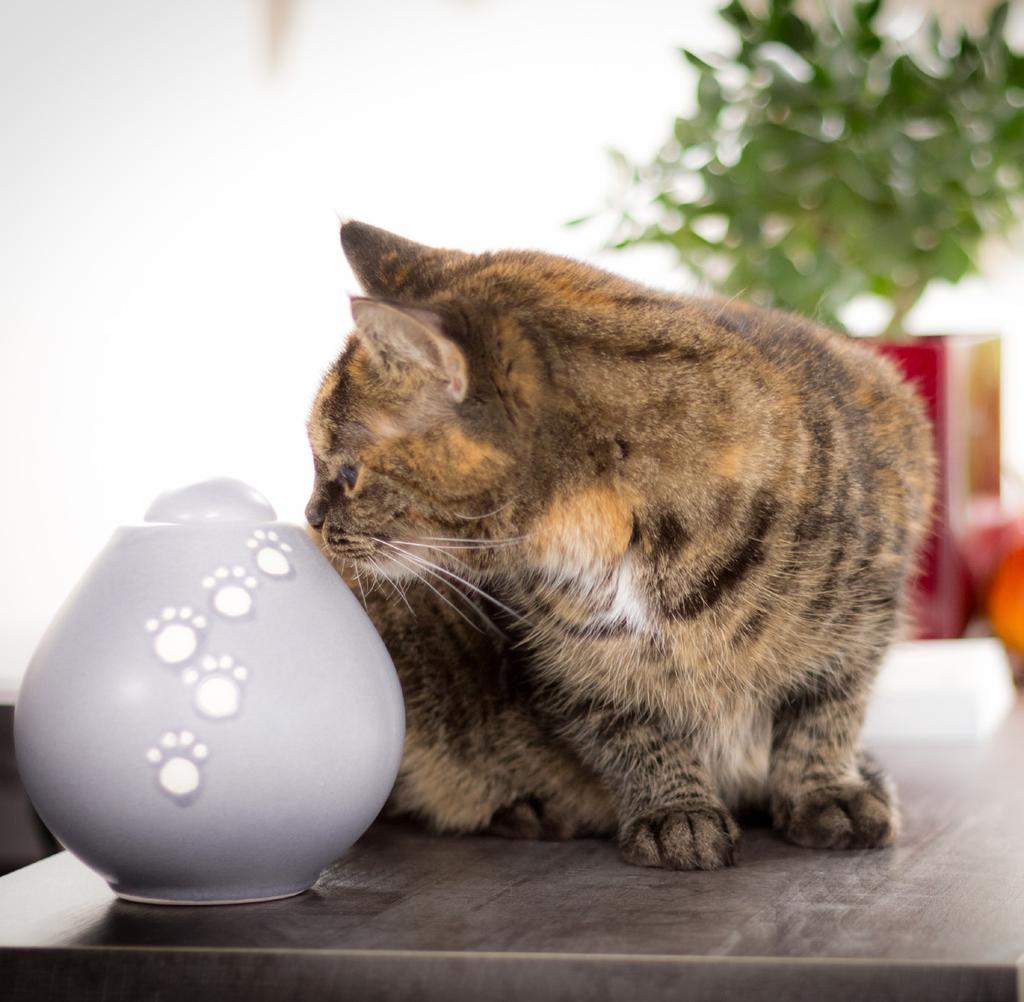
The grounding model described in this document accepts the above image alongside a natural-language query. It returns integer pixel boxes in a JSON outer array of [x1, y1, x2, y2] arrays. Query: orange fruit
[[988, 545, 1024, 652]]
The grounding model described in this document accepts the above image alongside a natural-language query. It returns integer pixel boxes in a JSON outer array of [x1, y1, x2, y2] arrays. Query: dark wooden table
[[3, 703, 1024, 1002]]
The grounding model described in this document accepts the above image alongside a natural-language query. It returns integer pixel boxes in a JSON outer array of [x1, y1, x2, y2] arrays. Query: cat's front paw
[[619, 805, 740, 870], [775, 779, 898, 850]]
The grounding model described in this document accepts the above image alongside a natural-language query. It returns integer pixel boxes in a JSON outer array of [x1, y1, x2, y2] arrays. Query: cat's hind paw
[[619, 804, 740, 870], [484, 796, 581, 841]]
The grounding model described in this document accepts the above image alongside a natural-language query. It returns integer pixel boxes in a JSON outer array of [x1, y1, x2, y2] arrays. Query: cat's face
[[305, 222, 555, 579]]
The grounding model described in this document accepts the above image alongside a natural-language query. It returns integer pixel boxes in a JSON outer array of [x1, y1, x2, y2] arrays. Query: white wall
[[2, 0, 1022, 694]]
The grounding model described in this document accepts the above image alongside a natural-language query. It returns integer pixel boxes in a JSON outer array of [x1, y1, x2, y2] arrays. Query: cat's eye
[[338, 463, 359, 491]]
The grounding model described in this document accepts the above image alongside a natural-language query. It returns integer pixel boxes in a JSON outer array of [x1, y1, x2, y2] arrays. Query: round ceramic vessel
[[15, 478, 404, 905]]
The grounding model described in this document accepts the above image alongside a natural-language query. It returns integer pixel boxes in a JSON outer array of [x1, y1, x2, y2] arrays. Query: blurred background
[[3, 0, 1024, 699]]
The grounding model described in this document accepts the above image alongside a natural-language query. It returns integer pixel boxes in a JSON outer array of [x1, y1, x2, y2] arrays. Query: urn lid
[[144, 478, 277, 525]]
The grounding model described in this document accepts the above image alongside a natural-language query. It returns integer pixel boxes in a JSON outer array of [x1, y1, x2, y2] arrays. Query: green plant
[[587, 0, 1024, 336]]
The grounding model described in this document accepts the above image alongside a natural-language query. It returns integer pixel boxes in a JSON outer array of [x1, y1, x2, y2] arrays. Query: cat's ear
[[341, 220, 469, 299], [350, 297, 468, 403]]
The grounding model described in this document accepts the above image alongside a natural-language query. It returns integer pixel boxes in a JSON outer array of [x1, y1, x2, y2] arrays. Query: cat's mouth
[[320, 532, 380, 563], [319, 532, 418, 581]]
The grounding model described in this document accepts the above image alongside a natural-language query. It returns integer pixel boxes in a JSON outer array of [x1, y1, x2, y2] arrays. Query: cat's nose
[[305, 494, 328, 530]]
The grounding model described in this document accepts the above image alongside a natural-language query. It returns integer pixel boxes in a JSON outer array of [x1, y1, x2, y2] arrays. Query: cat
[[304, 220, 935, 870]]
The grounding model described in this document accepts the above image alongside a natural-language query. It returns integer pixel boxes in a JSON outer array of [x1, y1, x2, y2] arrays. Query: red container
[[868, 336, 1000, 640]]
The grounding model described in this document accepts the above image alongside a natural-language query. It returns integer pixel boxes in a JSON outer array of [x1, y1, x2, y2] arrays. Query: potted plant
[[584, 0, 1024, 639]]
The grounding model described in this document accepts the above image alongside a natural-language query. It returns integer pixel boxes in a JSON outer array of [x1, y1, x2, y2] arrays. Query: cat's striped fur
[[304, 221, 935, 869]]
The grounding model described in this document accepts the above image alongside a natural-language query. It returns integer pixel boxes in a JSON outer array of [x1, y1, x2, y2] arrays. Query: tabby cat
[[304, 221, 934, 870]]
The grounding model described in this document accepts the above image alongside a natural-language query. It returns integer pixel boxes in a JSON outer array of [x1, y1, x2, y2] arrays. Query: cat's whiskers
[[389, 540, 479, 569], [400, 541, 475, 576], [375, 539, 533, 628], [417, 534, 530, 546], [386, 543, 531, 627], [389, 566, 417, 619], [352, 564, 369, 610], [364, 556, 394, 601], [364, 542, 492, 633], [384, 548, 503, 638], [395, 540, 478, 551], [360, 558, 380, 597], [365, 555, 414, 615]]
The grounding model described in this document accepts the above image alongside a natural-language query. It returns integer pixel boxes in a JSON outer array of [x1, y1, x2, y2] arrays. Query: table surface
[[3, 704, 1024, 1002]]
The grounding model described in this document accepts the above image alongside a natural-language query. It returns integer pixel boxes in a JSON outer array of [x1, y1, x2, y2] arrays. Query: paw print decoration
[[137, 483, 299, 807], [202, 565, 259, 618], [146, 607, 207, 664], [182, 654, 249, 720], [247, 530, 293, 578], [145, 730, 208, 804]]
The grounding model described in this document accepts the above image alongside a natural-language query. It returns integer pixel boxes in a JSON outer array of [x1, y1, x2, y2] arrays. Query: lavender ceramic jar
[[15, 478, 404, 904]]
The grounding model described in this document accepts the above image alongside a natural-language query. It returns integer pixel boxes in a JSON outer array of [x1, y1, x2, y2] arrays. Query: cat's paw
[[775, 778, 898, 850], [619, 805, 740, 870], [484, 796, 579, 841]]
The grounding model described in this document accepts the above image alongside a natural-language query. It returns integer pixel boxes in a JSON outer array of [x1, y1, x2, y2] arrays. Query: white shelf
[[863, 637, 1016, 743]]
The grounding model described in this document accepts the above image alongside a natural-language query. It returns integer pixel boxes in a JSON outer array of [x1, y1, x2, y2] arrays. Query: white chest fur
[[589, 554, 652, 633], [538, 550, 654, 636], [693, 697, 772, 809]]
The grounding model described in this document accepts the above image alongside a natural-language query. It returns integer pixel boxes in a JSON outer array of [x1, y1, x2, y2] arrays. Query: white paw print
[[145, 606, 208, 664], [247, 530, 293, 578], [145, 730, 208, 803], [202, 565, 258, 618], [181, 654, 249, 720]]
